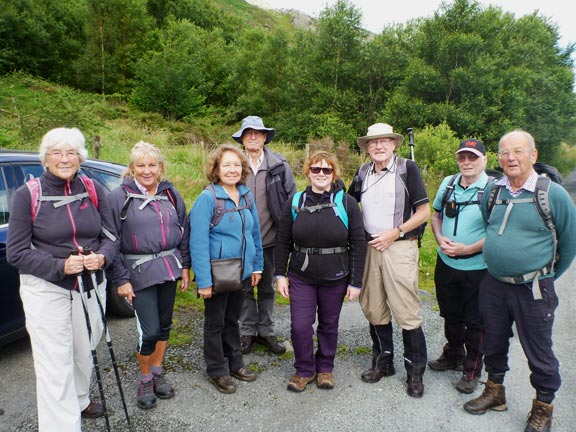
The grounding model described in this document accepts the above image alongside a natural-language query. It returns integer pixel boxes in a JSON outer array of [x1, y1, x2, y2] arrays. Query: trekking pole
[[82, 247, 133, 430], [72, 250, 111, 432], [407, 128, 415, 161]]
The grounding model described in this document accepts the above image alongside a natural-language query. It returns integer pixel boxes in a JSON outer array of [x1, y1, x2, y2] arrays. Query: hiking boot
[[463, 380, 507, 415], [240, 335, 255, 354], [361, 364, 396, 383], [525, 399, 553, 432], [153, 371, 175, 399], [406, 379, 425, 398], [287, 374, 316, 393], [428, 353, 463, 371], [455, 375, 479, 394], [81, 401, 104, 419], [317, 372, 335, 390], [231, 367, 257, 382], [209, 376, 237, 394], [137, 379, 157, 410], [256, 335, 286, 354]]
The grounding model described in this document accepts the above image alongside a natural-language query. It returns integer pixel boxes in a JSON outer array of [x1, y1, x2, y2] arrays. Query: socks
[[488, 373, 505, 384], [139, 372, 153, 383], [151, 365, 163, 376], [536, 390, 555, 404]]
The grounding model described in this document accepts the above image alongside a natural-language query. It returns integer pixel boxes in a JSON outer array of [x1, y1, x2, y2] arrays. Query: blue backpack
[[291, 189, 348, 229]]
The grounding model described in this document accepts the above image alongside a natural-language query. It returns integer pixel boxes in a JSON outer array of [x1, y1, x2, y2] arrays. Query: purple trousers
[[288, 273, 348, 377]]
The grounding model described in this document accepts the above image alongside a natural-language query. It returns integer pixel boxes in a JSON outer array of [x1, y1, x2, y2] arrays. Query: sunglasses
[[456, 153, 480, 162], [309, 166, 334, 175]]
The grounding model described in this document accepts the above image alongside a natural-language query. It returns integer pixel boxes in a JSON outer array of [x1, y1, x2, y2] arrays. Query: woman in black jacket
[[274, 151, 366, 392]]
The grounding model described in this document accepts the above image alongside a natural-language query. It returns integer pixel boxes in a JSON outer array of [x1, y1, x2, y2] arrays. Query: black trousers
[[433, 257, 485, 377], [434, 256, 484, 327], [480, 273, 561, 393], [133, 281, 177, 356], [203, 280, 248, 377]]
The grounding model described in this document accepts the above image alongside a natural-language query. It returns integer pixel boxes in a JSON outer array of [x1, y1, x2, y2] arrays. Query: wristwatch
[[397, 227, 405, 238]]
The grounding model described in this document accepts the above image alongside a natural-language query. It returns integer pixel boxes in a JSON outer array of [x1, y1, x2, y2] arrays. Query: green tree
[[73, 0, 153, 95], [131, 19, 230, 120], [384, 0, 576, 159], [0, 0, 86, 84]]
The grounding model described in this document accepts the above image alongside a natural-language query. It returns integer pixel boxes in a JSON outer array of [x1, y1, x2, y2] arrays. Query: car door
[[0, 163, 43, 345]]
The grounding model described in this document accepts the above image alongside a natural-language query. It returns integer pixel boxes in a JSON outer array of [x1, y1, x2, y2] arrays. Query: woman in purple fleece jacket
[[107, 141, 190, 411], [7, 127, 118, 431]]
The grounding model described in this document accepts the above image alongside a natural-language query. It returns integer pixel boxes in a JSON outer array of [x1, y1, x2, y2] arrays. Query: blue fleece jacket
[[189, 183, 263, 289]]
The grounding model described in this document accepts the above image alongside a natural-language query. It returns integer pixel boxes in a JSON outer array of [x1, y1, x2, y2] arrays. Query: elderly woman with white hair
[[7, 127, 118, 431], [107, 141, 190, 410]]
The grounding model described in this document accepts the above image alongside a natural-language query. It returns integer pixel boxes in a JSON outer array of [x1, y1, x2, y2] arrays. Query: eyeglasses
[[309, 166, 334, 175], [498, 149, 528, 158], [367, 139, 395, 148], [456, 153, 480, 162], [48, 150, 79, 159]]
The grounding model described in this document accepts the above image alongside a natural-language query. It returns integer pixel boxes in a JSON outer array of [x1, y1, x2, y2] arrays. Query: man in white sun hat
[[349, 123, 430, 398]]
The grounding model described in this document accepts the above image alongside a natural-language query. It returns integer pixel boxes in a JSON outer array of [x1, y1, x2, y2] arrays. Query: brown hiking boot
[[317, 372, 335, 389], [463, 380, 507, 415], [525, 399, 553, 432], [287, 374, 316, 392]]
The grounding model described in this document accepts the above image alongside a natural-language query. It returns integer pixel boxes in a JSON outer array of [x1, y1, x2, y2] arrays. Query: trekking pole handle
[[407, 128, 415, 161]]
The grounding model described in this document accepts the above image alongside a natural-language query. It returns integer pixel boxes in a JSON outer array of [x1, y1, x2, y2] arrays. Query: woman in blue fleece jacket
[[190, 144, 263, 394]]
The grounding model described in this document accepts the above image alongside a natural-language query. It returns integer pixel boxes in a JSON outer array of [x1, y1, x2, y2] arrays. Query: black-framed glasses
[[309, 166, 334, 175]]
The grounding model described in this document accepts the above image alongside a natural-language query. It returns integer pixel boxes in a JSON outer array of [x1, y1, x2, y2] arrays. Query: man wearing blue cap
[[233, 116, 296, 355]]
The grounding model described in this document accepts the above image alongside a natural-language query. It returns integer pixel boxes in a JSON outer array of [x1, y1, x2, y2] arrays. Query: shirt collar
[[134, 178, 157, 195], [247, 150, 264, 174], [497, 170, 538, 195]]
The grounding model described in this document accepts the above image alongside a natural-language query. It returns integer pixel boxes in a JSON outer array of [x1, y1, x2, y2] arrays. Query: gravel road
[[1, 170, 575, 432], [1, 262, 575, 432]]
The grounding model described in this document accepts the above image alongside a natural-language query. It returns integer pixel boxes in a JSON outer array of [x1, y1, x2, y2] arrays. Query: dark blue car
[[0, 150, 134, 347]]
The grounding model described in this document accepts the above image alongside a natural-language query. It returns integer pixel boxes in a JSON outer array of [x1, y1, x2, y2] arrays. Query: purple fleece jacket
[[106, 178, 191, 292], [7, 170, 118, 290]]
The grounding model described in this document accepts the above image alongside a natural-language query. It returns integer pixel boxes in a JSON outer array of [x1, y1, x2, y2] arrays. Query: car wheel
[[106, 284, 135, 317]]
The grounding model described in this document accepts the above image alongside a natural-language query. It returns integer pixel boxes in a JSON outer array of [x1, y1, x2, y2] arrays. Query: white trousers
[[20, 274, 106, 432]]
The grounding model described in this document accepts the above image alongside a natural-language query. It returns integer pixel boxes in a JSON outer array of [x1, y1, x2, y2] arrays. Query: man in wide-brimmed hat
[[349, 122, 430, 398], [232, 116, 296, 355]]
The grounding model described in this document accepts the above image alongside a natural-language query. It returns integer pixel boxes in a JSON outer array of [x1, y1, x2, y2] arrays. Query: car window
[[80, 168, 122, 191], [21, 165, 45, 182], [0, 169, 9, 225]]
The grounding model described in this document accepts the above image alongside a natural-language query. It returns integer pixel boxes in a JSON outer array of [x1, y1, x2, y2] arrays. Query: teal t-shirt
[[432, 173, 489, 271]]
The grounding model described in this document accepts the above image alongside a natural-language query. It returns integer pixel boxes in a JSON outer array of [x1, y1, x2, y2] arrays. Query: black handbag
[[210, 257, 243, 294], [210, 205, 246, 295]]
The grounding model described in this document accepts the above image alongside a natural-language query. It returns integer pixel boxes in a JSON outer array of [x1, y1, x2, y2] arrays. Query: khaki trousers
[[359, 240, 423, 330]]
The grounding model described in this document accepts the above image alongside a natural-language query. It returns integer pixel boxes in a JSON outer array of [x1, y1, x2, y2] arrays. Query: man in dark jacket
[[233, 116, 296, 355]]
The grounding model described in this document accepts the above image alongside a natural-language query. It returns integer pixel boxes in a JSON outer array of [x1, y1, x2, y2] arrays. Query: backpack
[[354, 158, 427, 247], [119, 184, 178, 220], [26, 176, 98, 222], [291, 189, 348, 229], [484, 176, 557, 271], [205, 183, 253, 229], [439, 174, 495, 214]]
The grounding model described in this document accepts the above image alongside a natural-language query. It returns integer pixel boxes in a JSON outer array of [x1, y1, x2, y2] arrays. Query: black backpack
[[205, 183, 253, 229], [352, 158, 427, 247]]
